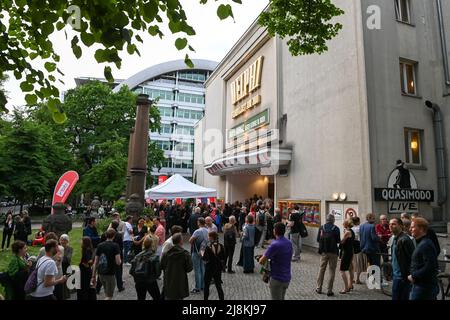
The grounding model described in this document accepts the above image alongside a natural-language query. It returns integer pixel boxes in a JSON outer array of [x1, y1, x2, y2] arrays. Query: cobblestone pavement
[[87, 234, 389, 301]]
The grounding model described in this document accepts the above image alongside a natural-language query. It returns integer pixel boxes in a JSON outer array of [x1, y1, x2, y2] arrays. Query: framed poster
[[288, 200, 321, 228], [277, 201, 289, 221], [329, 203, 344, 221]]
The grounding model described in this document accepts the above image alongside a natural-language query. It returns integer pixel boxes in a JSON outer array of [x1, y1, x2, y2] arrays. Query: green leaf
[[184, 54, 194, 68], [80, 32, 95, 47], [44, 62, 56, 72], [52, 111, 67, 124], [104, 66, 113, 82], [127, 44, 136, 55], [188, 45, 196, 52], [25, 94, 38, 105], [175, 38, 188, 50], [217, 4, 233, 20], [56, 21, 65, 31], [20, 81, 34, 92]]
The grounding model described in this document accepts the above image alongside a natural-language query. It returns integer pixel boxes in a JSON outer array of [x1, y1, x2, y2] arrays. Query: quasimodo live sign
[[374, 188, 434, 202]]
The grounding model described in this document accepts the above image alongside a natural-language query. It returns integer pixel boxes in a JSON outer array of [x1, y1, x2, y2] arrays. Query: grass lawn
[[0, 227, 83, 298]]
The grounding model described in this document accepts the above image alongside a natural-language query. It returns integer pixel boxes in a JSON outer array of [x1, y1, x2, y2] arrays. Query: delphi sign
[[374, 160, 434, 213]]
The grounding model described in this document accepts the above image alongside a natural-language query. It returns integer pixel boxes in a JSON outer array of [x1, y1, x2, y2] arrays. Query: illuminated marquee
[[230, 56, 263, 119]]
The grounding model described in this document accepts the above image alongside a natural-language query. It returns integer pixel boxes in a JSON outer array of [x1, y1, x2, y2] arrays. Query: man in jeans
[[259, 222, 293, 300], [288, 205, 303, 262], [360, 213, 380, 266], [123, 216, 134, 265], [91, 228, 122, 300], [255, 201, 267, 248], [389, 218, 415, 300], [315, 214, 340, 297], [189, 217, 209, 293]]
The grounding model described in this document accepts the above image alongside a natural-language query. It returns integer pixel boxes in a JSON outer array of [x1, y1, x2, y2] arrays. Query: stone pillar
[[125, 127, 135, 199], [129, 94, 151, 205]]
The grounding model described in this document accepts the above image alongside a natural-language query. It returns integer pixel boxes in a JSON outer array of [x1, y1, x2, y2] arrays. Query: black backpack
[[258, 211, 266, 226], [130, 251, 161, 283], [318, 225, 338, 254]]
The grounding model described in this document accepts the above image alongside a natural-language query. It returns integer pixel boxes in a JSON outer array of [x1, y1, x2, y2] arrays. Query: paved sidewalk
[[86, 234, 389, 301]]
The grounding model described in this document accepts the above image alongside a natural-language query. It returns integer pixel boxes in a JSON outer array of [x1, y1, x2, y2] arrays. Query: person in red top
[[375, 215, 392, 264]]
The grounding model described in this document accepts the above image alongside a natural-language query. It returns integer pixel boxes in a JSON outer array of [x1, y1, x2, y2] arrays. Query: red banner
[[176, 198, 182, 205], [209, 197, 216, 204], [52, 171, 79, 214], [158, 175, 168, 184]]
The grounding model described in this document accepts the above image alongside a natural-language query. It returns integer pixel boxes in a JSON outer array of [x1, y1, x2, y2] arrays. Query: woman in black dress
[[132, 218, 148, 257], [77, 237, 96, 300], [339, 219, 355, 294]]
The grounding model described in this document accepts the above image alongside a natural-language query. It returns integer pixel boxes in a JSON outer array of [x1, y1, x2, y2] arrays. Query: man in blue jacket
[[360, 213, 380, 266], [408, 217, 439, 300]]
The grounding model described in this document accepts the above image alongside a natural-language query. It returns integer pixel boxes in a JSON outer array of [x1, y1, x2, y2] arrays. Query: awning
[[205, 147, 292, 176], [145, 174, 217, 199]]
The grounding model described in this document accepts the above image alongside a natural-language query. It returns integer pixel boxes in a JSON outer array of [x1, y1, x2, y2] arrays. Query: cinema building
[[194, 0, 450, 243]]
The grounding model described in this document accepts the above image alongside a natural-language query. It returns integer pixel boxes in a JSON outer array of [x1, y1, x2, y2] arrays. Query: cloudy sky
[[4, 0, 269, 110]]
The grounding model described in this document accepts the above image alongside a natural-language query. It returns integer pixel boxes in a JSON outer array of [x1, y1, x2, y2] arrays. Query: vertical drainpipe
[[436, 0, 450, 85], [425, 101, 448, 216]]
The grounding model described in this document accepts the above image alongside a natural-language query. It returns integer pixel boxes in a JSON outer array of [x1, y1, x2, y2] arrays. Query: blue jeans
[[123, 241, 133, 263], [392, 278, 411, 301], [192, 252, 205, 290], [410, 284, 438, 300]]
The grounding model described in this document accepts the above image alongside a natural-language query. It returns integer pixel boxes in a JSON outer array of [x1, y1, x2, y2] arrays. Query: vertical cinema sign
[[231, 56, 263, 119]]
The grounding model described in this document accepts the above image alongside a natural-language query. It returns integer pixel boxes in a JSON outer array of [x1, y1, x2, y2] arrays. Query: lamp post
[[128, 94, 152, 205]]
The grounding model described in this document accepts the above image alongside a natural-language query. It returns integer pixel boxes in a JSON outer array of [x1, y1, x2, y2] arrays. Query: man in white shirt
[[123, 216, 134, 265], [205, 216, 218, 233], [161, 225, 183, 259], [30, 240, 67, 300]]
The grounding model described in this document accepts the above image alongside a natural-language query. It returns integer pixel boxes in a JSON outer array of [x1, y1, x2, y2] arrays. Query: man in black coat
[[389, 218, 415, 300]]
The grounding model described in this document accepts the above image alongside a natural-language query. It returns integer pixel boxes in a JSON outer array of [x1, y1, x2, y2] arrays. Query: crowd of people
[[0, 195, 446, 301], [315, 212, 443, 300], [1, 210, 32, 251]]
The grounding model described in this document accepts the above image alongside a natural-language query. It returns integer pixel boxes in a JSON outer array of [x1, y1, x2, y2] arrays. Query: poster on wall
[[329, 203, 343, 221], [289, 201, 321, 228], [278, 201, 289, 220], [343, 204, 359, 221]]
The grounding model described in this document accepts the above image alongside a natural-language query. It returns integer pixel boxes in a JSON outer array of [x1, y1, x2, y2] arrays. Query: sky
[[4, 0, 269, 110]]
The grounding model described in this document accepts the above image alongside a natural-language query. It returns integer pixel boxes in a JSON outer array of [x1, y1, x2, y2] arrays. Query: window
[[155, 140, 172, 151], [152, 123, 172, 135], [175, 125, 194, 136], [173, 142, 194, 153], [173, 159, 193, 169], [404, 128, 423, 165], [395, 0, 411, 24], [158, 107, 173, 117], [176, 109, 203, 120], [144, 88, 175, 101], [178, 92, 205, 104], [400, 60, 417, 95]]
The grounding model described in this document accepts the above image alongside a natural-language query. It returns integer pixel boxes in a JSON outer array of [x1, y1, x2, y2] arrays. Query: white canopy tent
[[145, 174, 217, 200]]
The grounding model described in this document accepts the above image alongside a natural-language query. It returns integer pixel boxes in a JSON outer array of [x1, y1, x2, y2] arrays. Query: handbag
[[299, 223, 308, 238], [353, 240, 361, 254]]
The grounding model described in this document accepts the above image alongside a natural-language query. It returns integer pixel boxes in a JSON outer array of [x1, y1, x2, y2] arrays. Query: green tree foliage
[[0, 0, 344, 114], [53, 81, 163, 200], [0, 110, 71, 206]]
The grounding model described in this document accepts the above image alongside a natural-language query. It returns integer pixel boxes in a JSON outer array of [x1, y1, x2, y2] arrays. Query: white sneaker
[[124, 263, 131, 267]]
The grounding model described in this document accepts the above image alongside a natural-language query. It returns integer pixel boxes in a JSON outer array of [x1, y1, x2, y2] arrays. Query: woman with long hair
[[77, 236, 96, 300], [2, 212, 14, 251]]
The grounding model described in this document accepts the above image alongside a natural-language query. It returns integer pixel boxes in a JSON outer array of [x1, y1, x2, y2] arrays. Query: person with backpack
[[130, 237, 161, 300], [202, 231, 225, 300], [360, 213, 380, 267], [189, 217, 209, 293], [242, 215, 256, 273], [28, 240, 67, 300], [315, 214, 341, 297], [91, 228, 121, 300], [288, 205, 305, 262], [161, 233, 193, 300], [223, 216, 238, 274], [4, 240, 31, 300], [255, 200, 267, 249]]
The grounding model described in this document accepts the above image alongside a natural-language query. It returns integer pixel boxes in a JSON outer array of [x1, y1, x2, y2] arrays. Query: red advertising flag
[[176, 198, 182, 205], [209, 197, 216, 204], [52, 171, 79, 214], [158, 175, 168, 184]]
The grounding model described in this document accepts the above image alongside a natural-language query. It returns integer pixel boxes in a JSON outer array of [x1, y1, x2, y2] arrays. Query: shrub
[[113, 200, 126, 214], [96, 218, 113, 235]]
